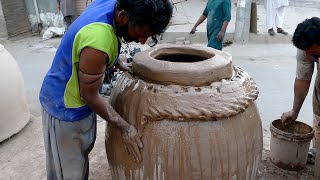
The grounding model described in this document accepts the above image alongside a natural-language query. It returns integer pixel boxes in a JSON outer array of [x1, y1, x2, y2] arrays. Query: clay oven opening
[[151, 47, 214, 63]]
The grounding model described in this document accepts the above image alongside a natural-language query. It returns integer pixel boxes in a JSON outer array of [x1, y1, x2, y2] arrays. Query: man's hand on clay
[[216, 31, 225, 40], [120, 62, 132, 72], [118, 55, 133, 72], [190, 27, 197, 34], [121, 124, 143, 163], [281, 110, 298, 126]]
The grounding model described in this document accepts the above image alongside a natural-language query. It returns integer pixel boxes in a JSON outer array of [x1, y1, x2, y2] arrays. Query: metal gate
[[1, 0, 31, 37]]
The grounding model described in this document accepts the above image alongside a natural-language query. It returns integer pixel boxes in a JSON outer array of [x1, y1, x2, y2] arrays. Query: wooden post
[[250, 1, 257, 34]]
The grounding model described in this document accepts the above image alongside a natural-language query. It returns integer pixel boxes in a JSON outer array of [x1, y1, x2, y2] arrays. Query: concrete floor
[[0, 37, 316, 179]]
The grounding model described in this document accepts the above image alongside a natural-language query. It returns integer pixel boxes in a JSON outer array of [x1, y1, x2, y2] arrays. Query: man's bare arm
[[78, 48, 129, 128], [292, 79, 311, 114], [190, 15, 207, 34], [281, 79, 311, 125], [217, 21, 229, 40], [78, 47, 143, 162]]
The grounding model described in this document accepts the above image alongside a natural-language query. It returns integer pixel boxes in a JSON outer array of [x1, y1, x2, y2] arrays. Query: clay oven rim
[[150, 46, 214, 63], [147, 45, 230, 64], [270, 119, 314, 142], [132, 44, 233, 86]]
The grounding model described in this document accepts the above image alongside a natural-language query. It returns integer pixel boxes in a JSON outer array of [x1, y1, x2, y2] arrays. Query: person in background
[[40, 0, 173, 179], [281, 17, 320, 165], [57, 0, 79, 27], [190, 0, 231, 50], [265, 0, 289, 36]]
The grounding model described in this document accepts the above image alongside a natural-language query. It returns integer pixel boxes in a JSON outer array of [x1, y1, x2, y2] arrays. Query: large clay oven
[[0, 44, 30, 142], [106, 44, 263, 179]]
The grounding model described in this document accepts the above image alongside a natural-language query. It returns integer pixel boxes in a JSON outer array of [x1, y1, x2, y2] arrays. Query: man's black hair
[[292, 17, 320, 50], [116, 0, 173, 46]]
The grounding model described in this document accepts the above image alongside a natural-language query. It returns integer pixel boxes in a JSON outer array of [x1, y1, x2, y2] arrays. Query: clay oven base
[[107, 68, 262, 179], [106, 103, 262, 179], [106, 44, 262, 179]]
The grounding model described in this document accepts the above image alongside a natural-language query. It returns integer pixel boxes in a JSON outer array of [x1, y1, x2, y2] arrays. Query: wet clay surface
[[272, 160, 306, 171], [106, 104, 263, 179], [111, 66, 258, 126], [107, 45, 262, 179], [272, 120, 313, 135]]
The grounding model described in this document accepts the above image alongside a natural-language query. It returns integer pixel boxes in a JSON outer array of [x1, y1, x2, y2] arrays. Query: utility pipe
[[33, 0, 41, 23], [234, 0, 252, 44]]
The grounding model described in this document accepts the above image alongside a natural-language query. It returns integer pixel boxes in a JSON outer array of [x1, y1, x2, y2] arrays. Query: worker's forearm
[[80, 79, 130, 131], [193, 15, 206, 28], [220, 21, 229, 32], [86, 94, 130, 130], [292, 78, 311, 114]]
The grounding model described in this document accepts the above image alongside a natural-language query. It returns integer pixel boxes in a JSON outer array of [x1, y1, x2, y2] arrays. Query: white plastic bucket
[[270, 119, 314, 171]]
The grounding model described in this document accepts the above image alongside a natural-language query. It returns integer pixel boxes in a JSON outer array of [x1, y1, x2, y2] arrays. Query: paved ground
[[0, 36, 316, 179]]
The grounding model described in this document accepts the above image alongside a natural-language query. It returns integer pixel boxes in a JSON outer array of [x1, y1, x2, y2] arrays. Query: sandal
[[277, 28, 288, 35], [268, 28, 275, 36]]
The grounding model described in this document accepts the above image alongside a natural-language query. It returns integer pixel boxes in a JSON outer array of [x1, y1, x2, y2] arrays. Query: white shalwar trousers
[[266, 6, 286, 30]]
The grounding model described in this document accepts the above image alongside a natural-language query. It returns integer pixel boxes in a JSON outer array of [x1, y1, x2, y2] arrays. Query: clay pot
[[106, 44, 262, 179], [0, 44, 30, 142]]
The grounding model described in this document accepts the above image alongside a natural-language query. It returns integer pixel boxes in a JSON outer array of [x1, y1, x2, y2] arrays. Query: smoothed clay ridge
[[110, 66, 258, 125]]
